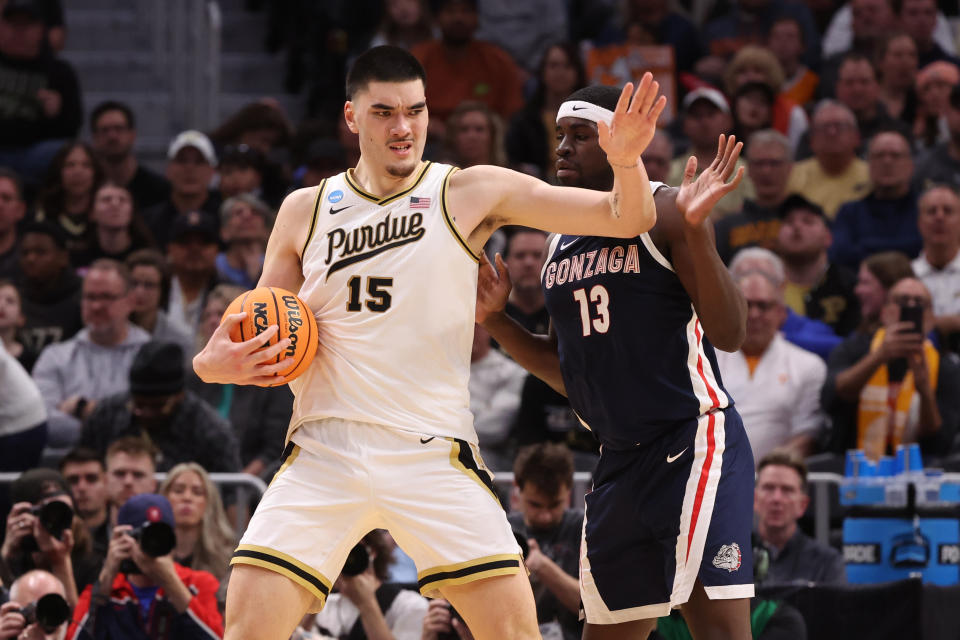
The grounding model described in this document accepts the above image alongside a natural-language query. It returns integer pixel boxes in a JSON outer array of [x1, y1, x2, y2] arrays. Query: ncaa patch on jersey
[[712, 543, 742, 572], [328, 189, 344, 203]]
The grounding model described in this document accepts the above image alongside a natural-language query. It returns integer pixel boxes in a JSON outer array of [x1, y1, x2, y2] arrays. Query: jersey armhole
[[639, 232, 675, 273], [440, 166, 480, 263], [300, 179, 327, 261]]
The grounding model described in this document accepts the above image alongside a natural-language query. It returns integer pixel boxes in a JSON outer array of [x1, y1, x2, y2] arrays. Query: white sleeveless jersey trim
[[299, 179, 328, 260], [288, 162, 479, 443], [438, 166, 479, 262]]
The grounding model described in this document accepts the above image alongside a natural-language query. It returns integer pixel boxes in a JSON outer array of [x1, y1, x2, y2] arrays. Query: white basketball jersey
[[289, 162, 479, 443]]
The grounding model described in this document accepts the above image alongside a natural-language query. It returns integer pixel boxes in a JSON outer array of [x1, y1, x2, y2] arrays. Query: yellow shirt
[[786, 157, 871, 220], [784, 281, 810, 315]]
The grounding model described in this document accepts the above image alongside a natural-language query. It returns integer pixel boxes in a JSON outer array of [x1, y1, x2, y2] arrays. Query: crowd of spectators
[[3, 0, 960, 636]]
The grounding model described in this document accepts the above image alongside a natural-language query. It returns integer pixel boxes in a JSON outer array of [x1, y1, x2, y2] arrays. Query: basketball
[[222, 286, 318, 385]]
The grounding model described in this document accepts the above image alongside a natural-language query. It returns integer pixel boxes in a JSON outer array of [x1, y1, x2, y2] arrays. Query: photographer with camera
[[0, 570, 70, 640], [311, 530, 427, 640], [66, 493, 223, 640], [824, 275, 960, 460], [1, 470, 88, 606]]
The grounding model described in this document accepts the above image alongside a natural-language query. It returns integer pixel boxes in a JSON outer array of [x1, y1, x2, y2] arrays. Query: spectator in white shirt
[[911, 185, 960, 352]]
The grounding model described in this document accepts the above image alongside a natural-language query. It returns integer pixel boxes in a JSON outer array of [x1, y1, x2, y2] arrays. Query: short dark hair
[[0, 168, 24, 200], [87, 258, 133, 292], [59, 447, 105, 473], [563, 85, 623, 113], [513, 442, 574, 495], [503, 226, 547, 258], [90, 100, 136, 131], [361, 530, 396, 581], [105, 436, 158, 468], [126, 248, 173, 307], [837, 51, 876, 80], [20, 220, 68, 250], [757, 449, 808, 491], [345, 46, 427, 100]]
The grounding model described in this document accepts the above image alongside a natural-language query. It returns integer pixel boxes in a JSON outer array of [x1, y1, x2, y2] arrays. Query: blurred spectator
[[442, 102, 506, 168], [420, 598, 472, 640], [753, 450, 847, 586], [67, 493, 224, 640], [506, 42, 586, 180], [165, 212, 223, 338], [217, 145, 268, 204], [668, 88, 751, 219], [502, 228, 549, 334], [104, 437, 158, 527], [313, 530, 427, 640], [701, 0, 821, 68], [142, 131, 220, 249], [821, 0, 895, 60], [15, 221, 82, 353], [787, 100, 871, 219], [831, 130, 922, 269], [896, 0, 960, 68], [876, 32, 920, 126], [469, 323, 526, 471], [0, 279, 40, 371], [31, 258, 150, 460], [768, 16, 818, 106], [367, 0, 435, 50], [715, 129, 792, 264], [640, 130, 673, 184], [410, 0, 524, 140], [59, 448, 109, 557], [588, 0, 702, 74], [35, 142, 105, 265], [73, 183, 154, 268], [209, 100, 292, 159], [731, 82, 776, 144], [123, 249, 192, 358], [912, 185, 960, 352], [89, 101, 171, 211], [0, 569, 69, 640], [296, 138, 347, 188], [515, 372, 599, 472], [777, 195, 861, 337], [188, 286, 291, 479], [80, 341, 241, 473], [507, 443, 581, 640], [159, 463, 235, 583], [915, 83, 960, 188], [715, 271, 826, 461], [822, 273, 960, 458], [723, 45, 809, 152], [0, 0, 82, 187], [0, 169, 27, 279], [0, 339, 45, 471], [835, 53, 913, 147], [216, 195, 270, 289], [474, 0, 568, 73], [913, 60, 960, 150]]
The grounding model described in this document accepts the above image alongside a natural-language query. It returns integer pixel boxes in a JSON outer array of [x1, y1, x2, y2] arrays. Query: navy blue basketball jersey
[[542, 224, 733, 450]]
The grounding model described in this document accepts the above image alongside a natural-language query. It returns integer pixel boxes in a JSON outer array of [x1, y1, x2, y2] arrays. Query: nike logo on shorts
[[420, 436, 435, 444], [666, 447, 688, 463]]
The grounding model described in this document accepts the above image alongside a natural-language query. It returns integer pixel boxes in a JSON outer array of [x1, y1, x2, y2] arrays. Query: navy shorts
[[580, 406, 755, 624]]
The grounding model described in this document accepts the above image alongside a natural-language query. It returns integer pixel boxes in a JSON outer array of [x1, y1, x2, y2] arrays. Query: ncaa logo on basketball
[[328, 189, 344, 203], [712, 543, 742, 572]]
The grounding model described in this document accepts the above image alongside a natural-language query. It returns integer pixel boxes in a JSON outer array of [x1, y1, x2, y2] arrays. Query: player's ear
[[344, 102, 359, 134]]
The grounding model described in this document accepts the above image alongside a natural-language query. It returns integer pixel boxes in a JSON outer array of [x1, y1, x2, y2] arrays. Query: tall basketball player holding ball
[[194, 46, 665, 640]]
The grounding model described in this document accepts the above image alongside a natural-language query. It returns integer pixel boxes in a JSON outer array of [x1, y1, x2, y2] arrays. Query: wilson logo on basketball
[[282, 295, 303, 359]]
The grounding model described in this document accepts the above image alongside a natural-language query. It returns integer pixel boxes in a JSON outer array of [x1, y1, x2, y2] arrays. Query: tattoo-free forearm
[[480, 312, 566, 396], [682, 226, 745, 352]]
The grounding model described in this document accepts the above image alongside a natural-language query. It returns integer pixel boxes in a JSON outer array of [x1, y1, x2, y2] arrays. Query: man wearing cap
[[0, 0, 82, 187], [165, 211, 223, 337], [31, 259, 150, 461], [80, 341, 240, 474], [67, 493, 223, 640], [777, 195, 861, 337], [141, 131, 221, 250], [668, 87, 754, 219]]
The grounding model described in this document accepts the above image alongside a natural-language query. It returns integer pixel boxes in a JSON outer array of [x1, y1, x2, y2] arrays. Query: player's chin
[[386, 160, 418, 178], [556, 170, 578, 186]]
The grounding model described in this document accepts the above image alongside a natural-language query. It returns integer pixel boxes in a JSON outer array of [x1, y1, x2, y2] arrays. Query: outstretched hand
[[598, 73, 668, 168], [476, 252, 512, 324], [676, 134, 745, 227]]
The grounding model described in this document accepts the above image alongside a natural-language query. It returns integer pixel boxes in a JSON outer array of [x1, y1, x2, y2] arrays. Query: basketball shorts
[[580, 406, 755, 624], [231, 418, 522, 612]]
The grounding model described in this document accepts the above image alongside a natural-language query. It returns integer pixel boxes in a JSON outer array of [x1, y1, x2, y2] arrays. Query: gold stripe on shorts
[[269, 443, 300, 487], [417, 553, 523, 594], [231, 544, 331, 607], [448, 438, 499, 504]]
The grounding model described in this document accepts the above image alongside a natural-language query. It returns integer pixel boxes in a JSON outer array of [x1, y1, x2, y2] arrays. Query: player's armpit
[[257, 186, 319, 293]]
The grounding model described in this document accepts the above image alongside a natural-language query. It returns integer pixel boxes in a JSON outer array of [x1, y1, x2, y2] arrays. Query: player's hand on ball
[[476, 252, 512, 324], [598, 73, 667, 167], [193, 312, 294, 386], [676, 133, 745, 228]]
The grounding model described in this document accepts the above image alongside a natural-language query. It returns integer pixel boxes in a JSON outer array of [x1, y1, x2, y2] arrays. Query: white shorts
[[232, 418, 522, 612]]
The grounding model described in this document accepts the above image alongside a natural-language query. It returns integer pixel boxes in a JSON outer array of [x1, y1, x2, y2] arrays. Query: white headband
[[556, 100, 614, 126]]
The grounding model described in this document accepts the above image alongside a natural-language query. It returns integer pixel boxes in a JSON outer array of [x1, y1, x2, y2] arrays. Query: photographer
[[312, 530, 427, 640], [0, 570, 70, 640], [1, 470, 89, 605], [823, 276, 960, 460], [66, 494, 222, 640]]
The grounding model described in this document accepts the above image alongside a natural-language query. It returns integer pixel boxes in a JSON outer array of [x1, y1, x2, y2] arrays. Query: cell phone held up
[[889, 302, 924, 383]]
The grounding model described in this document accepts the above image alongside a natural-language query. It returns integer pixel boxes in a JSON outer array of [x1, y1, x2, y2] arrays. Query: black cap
[[2, 0, 44, 20], [734, 81, 776, 104], [170, 211, 218, 244], [129, 341, 185, 396], [778, 194, 827, 220], [10, 469, 70, 504], [220, 144, 266, 172]]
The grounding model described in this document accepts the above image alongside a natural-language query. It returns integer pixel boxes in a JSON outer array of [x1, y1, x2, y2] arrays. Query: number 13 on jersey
[[573, 285, 610, 336]]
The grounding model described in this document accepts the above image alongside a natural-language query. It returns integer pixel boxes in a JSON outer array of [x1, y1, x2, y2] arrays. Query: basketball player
[[193, 48, 665, 640], [477, 85, 755, 640]]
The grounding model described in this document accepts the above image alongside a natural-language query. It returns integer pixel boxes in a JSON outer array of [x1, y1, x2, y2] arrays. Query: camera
[[129, 520, 176, 557], [18, 593, 71, 633], [341, 543, 370, 577], [30, 500, 73, 540], [437, 603, 466, 640]]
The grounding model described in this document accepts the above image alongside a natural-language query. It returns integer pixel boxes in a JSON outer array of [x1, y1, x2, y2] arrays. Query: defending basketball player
[[193, 48, 665, 640], [477, 85, 754, 640]]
